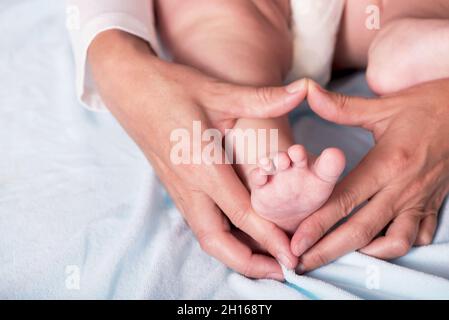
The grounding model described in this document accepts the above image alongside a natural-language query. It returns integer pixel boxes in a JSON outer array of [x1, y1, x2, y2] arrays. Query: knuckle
[[390, 237, 412, 257], [197, 232, 218, 255], [335, 94, 351, 120], [202, 79, 227, 98], [199, 80, 234, 109], [256, 87, 274, 106], [405, 181, 426, 199], [348, 222, 376, 246], [337, 188, 358, 216], [229, 205, 251, 230], [388, 148, 412, 172]]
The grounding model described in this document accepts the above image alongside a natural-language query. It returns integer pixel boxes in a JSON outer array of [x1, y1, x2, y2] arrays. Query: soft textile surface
[[1, 0, 448, 299]]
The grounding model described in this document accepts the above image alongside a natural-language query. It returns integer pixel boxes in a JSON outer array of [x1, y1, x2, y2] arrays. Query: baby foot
[[250, 145, 346, 234]]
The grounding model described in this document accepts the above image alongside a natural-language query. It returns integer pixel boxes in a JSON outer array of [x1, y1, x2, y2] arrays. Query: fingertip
[[297, 251, 324, 273], [306, 81, 337, 118], [277, 236, 299, 270], [265, 261, 285, 281], [242, 254, 287, 280], [286, 78, 308, 94], [295, 262, 306, 275], [306, 79, 324, 95], [267, 273, 285, 281], [415, 215, 437, 246], [291, 233, 311, 257], [277, 252, 298, 270], [290, 232, 300, 256], [247, 212, 298, 271], [414, 233, 433, 246]]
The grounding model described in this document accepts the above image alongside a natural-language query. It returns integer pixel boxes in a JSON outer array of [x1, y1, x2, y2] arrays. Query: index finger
[[291, 143, 393, 257], [186, 193, 284, 280], [297, 191, 395, 272], [155, 159, 285, 280]]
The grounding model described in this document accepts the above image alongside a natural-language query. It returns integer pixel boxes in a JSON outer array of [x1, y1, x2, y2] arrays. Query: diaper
[[288, 0, 345, 85]]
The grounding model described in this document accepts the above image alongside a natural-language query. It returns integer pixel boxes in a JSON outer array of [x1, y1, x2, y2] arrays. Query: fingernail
[[286, 80, 305, 94], [267, 273, 284, 281], [278, 253, 294, 269], [307, 78, 321, 90], [294, 238, 310, 257], [296, 263, 306, 274]]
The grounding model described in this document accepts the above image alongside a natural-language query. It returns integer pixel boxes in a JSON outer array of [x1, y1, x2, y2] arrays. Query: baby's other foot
[[250, 145, 345, 234]]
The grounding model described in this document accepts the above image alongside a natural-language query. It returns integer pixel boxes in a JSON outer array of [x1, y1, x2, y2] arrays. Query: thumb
[[206, 79, 308, 119], [307, 80, 386, 130]]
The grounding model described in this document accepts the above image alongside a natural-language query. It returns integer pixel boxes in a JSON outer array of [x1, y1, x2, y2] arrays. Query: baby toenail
[[259, 157, 270, 166]]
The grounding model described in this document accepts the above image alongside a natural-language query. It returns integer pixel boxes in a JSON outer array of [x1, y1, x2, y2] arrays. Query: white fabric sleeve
[[66, 0, 162, 112], [288, 0, 345, 86]]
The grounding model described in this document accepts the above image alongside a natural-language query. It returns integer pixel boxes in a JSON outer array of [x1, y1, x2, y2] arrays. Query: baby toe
[[288, 145, 308, 168], [273, 151, 291, 172], [313, 148, 346, 183], [259, 156, 275, 174], [249, 167, 268, 188]]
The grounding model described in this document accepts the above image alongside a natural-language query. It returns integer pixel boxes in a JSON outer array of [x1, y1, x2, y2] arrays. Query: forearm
[[88, 30, 155, 111], [86, 29, 211, 161], [87, 30, 165, 157]]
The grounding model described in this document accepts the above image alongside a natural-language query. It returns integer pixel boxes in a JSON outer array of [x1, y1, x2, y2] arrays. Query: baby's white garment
[[288, 0, 345, 85], [67, 0, 161, 112], [68, 0, 344, 112]]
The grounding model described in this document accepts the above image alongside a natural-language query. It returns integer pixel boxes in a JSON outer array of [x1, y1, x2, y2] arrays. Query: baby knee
[[366, 56, 395, 96], [366, 22, 405, 95]]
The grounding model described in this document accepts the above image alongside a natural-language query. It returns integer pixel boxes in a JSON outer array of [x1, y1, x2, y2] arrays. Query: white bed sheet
[[1, 0, 448, 299]]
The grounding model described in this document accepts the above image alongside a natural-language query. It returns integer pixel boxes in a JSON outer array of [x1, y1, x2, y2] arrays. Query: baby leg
[[334, 0, 449, 94], [157, 0, 345, 234], [367, 18, 449, 95]]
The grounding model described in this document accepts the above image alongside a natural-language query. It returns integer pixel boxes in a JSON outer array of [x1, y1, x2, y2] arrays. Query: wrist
[[87, 30, 161, 112], [88, 29, 156, 70], [86, 30, 181, 156]]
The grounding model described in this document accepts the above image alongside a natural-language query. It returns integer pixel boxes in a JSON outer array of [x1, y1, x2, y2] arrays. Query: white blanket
[[1, 0, 448, 299]]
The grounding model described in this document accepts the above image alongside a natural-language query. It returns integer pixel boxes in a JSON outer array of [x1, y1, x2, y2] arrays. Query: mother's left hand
[[291, 79, 449, 272]]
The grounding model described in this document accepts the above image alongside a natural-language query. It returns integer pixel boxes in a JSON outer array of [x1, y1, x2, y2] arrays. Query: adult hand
[[88, 30, 308, 280], [291, 79, 449, 272]]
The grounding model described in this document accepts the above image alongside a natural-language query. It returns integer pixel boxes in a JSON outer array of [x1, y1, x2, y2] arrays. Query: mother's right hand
[[87, 30, 307, 280]]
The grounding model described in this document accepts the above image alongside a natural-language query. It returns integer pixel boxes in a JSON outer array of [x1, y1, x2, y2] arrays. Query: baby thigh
[[335, 0, 449, 69], [156, 0, 293, 85]]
